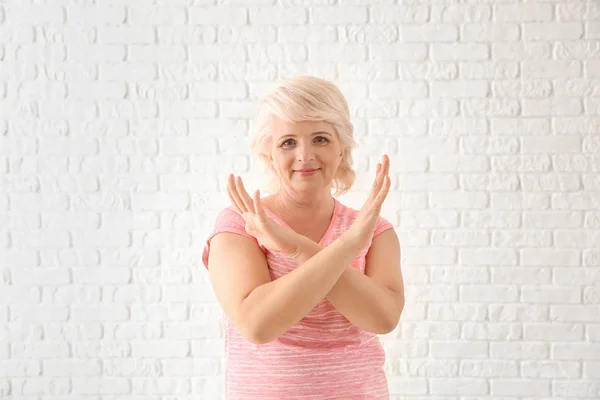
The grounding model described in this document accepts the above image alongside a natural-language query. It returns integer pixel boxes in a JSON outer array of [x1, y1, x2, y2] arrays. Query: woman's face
[[269, 118, 343, 196]]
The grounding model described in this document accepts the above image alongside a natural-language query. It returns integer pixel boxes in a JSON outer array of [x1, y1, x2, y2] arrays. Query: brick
[[387, 377, 428, 395], [495, 4, 554, 22], [432, 43, 489, 60], [523, 60, 582, 78], [551, 306, 600, 323], [397, 359, 458, 377], [370, 6, 429, 24], [430, 378, 488, 395], [249, 8, 307, 24], [189, 45, 245, 62], [189, 7, 247, 25], [370, 44, 427, 61], [98, 26, 154, 44], [42, 360, 101, 377], [401, 322, 460, 340], [461, 360, 519, 377], [398, 99, 459, 117], [553, 380, 600, 398], [462, 210, 521, 229], [431, 5, 491, 23], [431, 81, 489, 97], [430, 155, 489, 172], [494, 80, 552, 98], [524, 22, 584, 40], [71, 378, 130, 394], [370, 82, 427, 99], [491, 343, 549, 360], [491, 267, 552, 284], [400, 24, 458, 42], [399, 62, 457, 80], [341, 25, 399, 43], [587, 22, 600, 39], [278, 26, 335, 43], [462, 323, 522, 340], [430, 341, 488, 359], [428, 304, 487, 321], [311, 7, 367, 24], [461, 174, 520, 192], [5, 5, 64, 24], [491, 380, 550, 397], [555, 41, 600, 60], [460, 285, 519, 302], [493, 42, 551, 60], [129, 6, 186, 24], [67, 6, 125, 24], [462, 23, 520, 42], [158, 26, 217, 44], [463, 99, 520, 116], [584, 362, 600, 378], [491, 193, 550, 210], [310, 44, 365, 62], [557, 2, 600, 21]]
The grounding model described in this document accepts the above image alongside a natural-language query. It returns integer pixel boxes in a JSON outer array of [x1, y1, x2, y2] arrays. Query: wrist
[[339, 229, 363, 253], [289, 234, 320, 263]]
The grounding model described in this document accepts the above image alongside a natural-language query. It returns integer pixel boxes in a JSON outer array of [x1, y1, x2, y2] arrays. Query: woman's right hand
[[345, 154, 391, 250], [226, 174, 302, 256]]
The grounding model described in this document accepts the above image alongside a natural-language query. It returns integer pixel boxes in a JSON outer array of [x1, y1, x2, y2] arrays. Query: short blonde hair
[[250, 76, 357, 197]]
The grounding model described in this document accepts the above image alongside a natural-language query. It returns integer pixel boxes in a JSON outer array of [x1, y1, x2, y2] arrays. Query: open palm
[[226, 174, 300, 256], [348, 154, 392, 249]]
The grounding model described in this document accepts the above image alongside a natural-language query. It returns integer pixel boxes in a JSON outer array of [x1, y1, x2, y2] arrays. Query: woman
[[202, 76, 404, 399]]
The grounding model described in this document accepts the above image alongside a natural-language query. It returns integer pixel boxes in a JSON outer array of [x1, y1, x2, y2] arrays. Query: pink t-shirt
[[202, 198, 394, 399]]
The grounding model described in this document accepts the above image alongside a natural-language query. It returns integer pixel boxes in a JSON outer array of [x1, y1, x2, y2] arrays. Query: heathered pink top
[[202, 198, 394, 399]]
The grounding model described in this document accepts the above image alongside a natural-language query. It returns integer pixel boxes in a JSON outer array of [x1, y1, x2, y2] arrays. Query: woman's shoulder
[[209, 205, 246, 231]]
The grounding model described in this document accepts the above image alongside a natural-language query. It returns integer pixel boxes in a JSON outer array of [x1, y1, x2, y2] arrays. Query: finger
[[226, 185, 243, 215], [370, 160, 385, 197], [368, 174, 382, 205], [374, 175, 391, 209], [382, 154, 390, 176], [254, 190, 267, 220], [228, 175, 245, 214], [236, 176, 256, 214], [376, 155, 390, 189], [228, 174, 247, 214]]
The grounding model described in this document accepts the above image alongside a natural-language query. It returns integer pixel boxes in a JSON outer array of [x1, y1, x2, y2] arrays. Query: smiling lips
[[295, 168, 319, 176]]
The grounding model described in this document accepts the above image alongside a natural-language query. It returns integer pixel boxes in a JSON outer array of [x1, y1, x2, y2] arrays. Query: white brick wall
[[0, 1, 599, 399]]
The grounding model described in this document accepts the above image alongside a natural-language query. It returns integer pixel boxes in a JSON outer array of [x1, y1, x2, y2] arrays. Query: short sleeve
[[373, 215, 394, 237], [201, 207, 259, 270]]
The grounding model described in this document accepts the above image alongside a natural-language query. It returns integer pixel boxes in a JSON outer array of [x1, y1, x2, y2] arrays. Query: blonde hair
[[250, 76, 357, 197]]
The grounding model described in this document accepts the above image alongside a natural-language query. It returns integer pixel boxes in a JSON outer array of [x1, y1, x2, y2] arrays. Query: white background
[[1, 1, 600, 399]]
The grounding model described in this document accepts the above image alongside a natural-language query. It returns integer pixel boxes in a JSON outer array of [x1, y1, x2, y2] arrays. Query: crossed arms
[[207, 227, 404, 344]]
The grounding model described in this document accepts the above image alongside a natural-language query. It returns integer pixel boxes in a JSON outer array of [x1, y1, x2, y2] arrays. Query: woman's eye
[[315, 137, 329, 143], [282, 139, 294, 146]]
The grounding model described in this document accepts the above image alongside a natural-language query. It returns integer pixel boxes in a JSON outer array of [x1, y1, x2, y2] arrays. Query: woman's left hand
[[226, 174, 301, 256]]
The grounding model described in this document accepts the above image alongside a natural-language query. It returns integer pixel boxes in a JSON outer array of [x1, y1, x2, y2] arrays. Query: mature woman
[[202, 76, 405, 399]]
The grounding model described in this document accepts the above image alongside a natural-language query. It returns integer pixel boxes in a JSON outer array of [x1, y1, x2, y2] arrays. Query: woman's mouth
[[295, 168, 319, 176]]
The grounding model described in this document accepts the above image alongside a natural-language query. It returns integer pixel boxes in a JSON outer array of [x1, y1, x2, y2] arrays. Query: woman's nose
[[296, 143, 314, 162]]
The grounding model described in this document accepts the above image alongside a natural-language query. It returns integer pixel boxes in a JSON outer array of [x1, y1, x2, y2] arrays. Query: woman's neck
[[266, 190, 335, 224]]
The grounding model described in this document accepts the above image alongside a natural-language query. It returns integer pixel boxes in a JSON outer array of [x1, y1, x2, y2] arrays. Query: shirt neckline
[[263, 198, 339, 246]]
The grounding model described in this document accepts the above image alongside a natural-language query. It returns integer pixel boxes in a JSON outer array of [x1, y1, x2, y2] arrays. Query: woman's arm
[[208, 230, 363, 345], [292, 228, 404, 334], [211, 155, 393, 343]]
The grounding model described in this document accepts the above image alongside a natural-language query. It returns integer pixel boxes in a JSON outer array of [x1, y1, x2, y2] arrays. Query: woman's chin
[[290, 180, 332, 195]]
